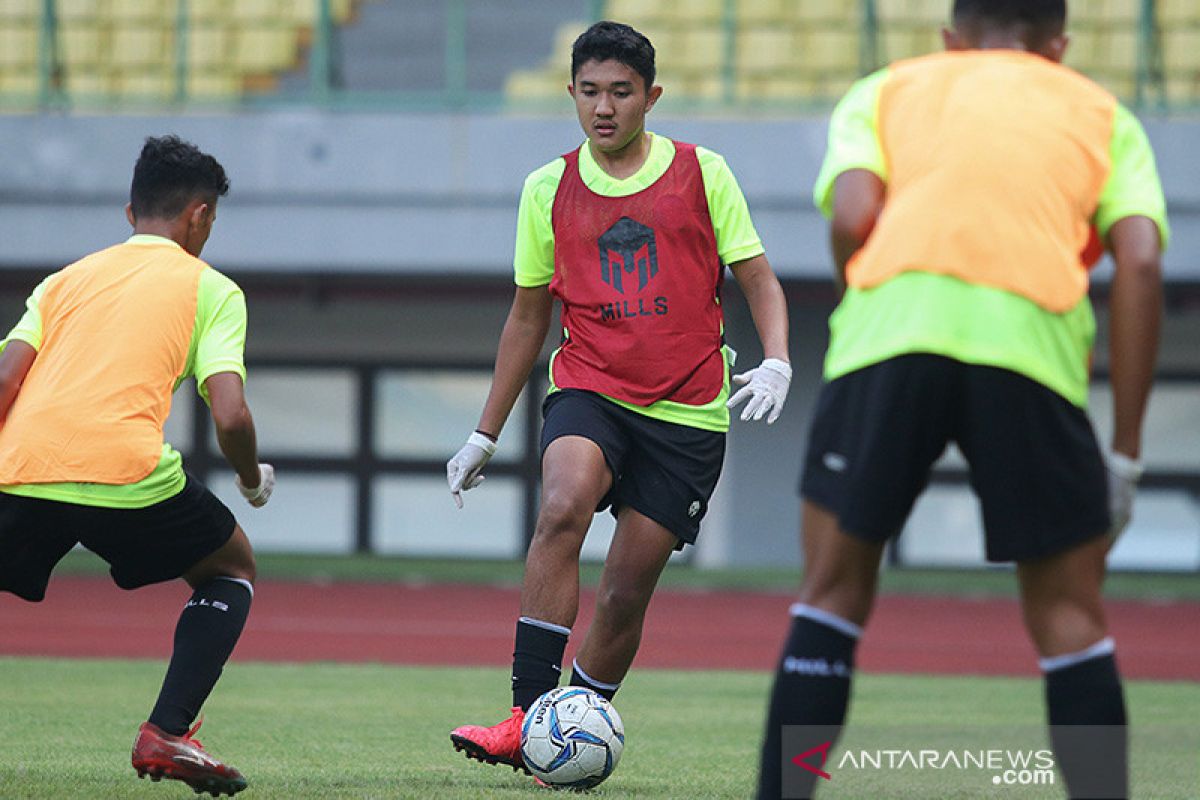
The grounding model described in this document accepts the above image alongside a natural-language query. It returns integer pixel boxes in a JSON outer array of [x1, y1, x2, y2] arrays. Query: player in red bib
[[446, 21, 791, 779]]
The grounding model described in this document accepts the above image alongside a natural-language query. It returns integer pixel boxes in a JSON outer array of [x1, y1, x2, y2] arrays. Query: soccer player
[[0, 135, 274, 797], [445, 21, 792, 778], [755, 2, 1167, 798]]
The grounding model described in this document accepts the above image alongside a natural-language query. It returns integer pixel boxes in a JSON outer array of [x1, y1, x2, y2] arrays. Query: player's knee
[[594, 581, 650, 627], [535, 493, 594, 541]]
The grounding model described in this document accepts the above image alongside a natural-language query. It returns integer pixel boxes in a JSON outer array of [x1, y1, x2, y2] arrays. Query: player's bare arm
[[0, 340, 36, 420], [447, 285, 553, 507], [829, 168, 886, 294], [1106, 215, 1164, 461], [476, 285, 555, 438], [205, 371, 272, 507]]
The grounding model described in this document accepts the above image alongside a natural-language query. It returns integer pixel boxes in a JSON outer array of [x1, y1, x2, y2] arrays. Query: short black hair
[[571, 21, 655, 91], [952, 0, 1066, 46], [129, 135, 229, 220]]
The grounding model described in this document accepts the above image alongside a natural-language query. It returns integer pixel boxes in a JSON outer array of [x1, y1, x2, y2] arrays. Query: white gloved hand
[[236, 463, 275, 508], [1105, 451, 1142, 541], [726, 358, 793, 424], [447, 432, 498, 509]]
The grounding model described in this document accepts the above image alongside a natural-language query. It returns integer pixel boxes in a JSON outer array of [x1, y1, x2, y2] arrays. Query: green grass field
[[1, 658, 1197, 799]]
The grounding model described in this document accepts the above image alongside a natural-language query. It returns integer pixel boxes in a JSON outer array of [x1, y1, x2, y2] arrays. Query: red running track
[[1, 577, 1197, 680]]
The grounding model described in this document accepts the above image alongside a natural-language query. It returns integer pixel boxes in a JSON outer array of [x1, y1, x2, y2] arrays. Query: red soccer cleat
[[450, 706, 529, 774], [131, 719, 247, 797]]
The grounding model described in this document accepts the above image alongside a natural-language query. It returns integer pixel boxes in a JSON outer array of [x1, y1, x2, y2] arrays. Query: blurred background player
[[0, 135, 275, 797], [446, 20, 791, 778], [755, 1, 1166, 797]]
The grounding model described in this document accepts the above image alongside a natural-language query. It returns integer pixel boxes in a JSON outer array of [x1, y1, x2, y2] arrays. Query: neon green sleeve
[[0, 276, 52, 354], [813, 68, 890, 219], [513, 159, 567, 288], [1094, 103, 1170, 250], [696, 147, 764, 265], [192, 267, 248, 403]]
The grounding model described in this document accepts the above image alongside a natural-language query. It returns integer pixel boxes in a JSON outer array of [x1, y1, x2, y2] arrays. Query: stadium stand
[[502, 0, 1192, 107], [0, 0, 356, 104]]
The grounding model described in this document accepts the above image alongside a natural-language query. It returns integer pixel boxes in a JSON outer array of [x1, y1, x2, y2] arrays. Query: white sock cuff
[[572, 659, 621, 691], [1039, 637, 1115, 673], [790, 603, 863, 640], [214, 576, 254, 599], [518, 616, 571, 637]]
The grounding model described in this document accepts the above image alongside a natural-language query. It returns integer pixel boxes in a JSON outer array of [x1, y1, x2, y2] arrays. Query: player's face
[[569, 59, 662, 155]]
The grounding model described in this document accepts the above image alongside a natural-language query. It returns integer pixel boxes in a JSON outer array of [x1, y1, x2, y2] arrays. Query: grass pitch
[[1, 658, 1197, 799]]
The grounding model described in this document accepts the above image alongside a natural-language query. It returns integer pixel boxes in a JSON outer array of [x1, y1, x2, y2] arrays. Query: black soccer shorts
[[0, 474, 236, 601], [800, 353, 1110, 562], [540, 388, 726, 547]]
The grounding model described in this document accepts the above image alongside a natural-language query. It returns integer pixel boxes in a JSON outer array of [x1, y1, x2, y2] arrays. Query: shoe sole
[[135, 763, 248, 797], [450, 734, 531, 776]]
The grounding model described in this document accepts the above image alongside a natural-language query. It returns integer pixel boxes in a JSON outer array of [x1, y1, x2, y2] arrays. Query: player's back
[[0, 238, 206, 485], [852, 49, 1117, 313]]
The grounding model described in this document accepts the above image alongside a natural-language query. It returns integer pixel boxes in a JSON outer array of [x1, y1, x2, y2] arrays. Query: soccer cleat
[[450, 706, 530, 774], [131, 719, 247, 797]]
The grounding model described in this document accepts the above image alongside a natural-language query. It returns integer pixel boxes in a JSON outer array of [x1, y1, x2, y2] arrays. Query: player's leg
[[81, 476, 250, 796], [757, 355, 956, 799], [959, 364, 1123, 798], [570, 408, 724, 698], [570, 506, 677, 697], [0, 493, 79, 602], [452, 390, 621, 772]]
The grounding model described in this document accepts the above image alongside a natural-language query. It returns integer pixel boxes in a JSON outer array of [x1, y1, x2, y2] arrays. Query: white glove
[[447, 432, 497, 509], [726, 358, 792, 424], [236, 463, 275, 508], [1105, 451, 1142, 541]]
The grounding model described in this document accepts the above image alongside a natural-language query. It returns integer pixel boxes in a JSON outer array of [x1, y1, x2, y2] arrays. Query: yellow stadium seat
[[0, 69, 39, 95], [110, 27, 173, 67], [233, 27, 298, 72], [230, 0, 284, 23], [1164, 29, 1200, 71], [875, 0, 947, 24], [605, 0, 665, 26], [0, 26, 38, 68], [505, 68, 566, 101], [54, 0, 108, 20], [673, 25, 724, 74], [735, 28, 799, 75], [187, 25, 230, 68], [797, 28, 859, 72], [109, 0, 173, 21], [63, 69, 111, 97], [0, 0, 40, 19], [113, 70, 177, 99], [288, 0, 354, 26], [664, 73, 724, 100], [550, 22, 589, 62], [739, 0, 791, 26], [1159, 0, 1198, 23], [187, 69, 240, 98], [58, 22, 107, 67], [189, 0, 232, 22]]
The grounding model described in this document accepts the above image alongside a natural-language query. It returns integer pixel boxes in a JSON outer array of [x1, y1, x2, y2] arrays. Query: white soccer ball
[[521, 686, 625, 789]]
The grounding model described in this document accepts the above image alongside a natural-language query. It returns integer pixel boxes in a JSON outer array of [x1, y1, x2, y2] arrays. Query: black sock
[[512, 618, 569, 711], [1045, 648, 1127, 799], [569, 659, 620, 701], [757, 608, 859, 800], [148, 578, 253, 735]]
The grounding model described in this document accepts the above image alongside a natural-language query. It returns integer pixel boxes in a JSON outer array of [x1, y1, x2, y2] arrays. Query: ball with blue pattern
[[521, 687, 625, 788]]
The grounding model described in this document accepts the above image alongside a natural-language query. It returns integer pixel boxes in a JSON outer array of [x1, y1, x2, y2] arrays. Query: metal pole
[[721, 0, 736, 105], [309, 0, 333, 105], [445, 0, 467, 107], [38, 0, 59, 108], [860, 0, 879, 75], [174, 0, 189, 104]]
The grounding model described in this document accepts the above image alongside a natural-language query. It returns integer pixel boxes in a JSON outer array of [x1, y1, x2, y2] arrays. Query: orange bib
[[0, 241, 203, 485], [848, 51, 1115, 313]]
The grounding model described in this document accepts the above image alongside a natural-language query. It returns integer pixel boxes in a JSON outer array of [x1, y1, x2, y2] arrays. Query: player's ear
[[645, 84, 663, 112], [942, 27, 966, 51], [189, 202, 210, 229], [568, 82, 576, 99], [1042, 34, 1069, 63], [125, 203, 135, 227]]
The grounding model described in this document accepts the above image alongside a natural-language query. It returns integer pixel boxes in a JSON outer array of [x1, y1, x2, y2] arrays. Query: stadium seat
[[797, 28, 859, 72], [674, 26, 724, 75], [504, 68, 565, 101], [62, 69, 110, 97], [54, 0, 108, 20], [0, 69, 38, 94], [57, 22, 107, 68], [233, 27, 298, 73], [288, 0, 353, 26], [189, 0, 232, 23], [0, 25, 38, 68], [109, 0, 173, 21], [187, 69, 241, 98], [187, 25, 230, 69], [110, 27, 173, 67], [1159, 0, 1198, 23], [738, 0, 791, 26], [735, 28, 799, 76], [0, 0, 40, 19], [605, 0, 665, 26]]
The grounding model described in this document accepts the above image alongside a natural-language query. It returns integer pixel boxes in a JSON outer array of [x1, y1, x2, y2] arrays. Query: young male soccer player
[[0, 135, 274, 797], [445, 21, 792, 777], [756, 2, 1167, 798]]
